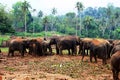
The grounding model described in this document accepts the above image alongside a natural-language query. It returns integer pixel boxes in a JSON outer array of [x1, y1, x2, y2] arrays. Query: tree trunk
[[32, 21, 34, 35], [79, 13, 82, 36], [76, 17, 78, 36], [25, 13, 27, 37], [45, 23, 47, 38]]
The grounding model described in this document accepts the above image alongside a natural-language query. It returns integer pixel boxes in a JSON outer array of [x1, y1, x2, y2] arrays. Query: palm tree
[[83, 16, 92, 37], [51, 8, 57, 32], [38, 10, 43, 18], [52, 7, 57, 15], [32, 9, 36, 35], [43, 16, 49, 38], [76, 2, 84, 36], [21, 0, 31, 36]]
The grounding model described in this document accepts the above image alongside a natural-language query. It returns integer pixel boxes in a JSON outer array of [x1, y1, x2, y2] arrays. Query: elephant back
[[91, 38, 109, 46], [81, 38, 93, 47]]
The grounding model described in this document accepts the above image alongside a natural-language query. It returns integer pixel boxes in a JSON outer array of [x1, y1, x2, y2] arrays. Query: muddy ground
[[0, 52, 113, 80]]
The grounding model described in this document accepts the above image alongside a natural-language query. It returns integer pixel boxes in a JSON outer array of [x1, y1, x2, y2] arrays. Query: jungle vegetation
[[0, 1, 120, 39]]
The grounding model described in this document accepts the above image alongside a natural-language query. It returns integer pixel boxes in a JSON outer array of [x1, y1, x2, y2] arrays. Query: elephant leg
[[78, 46, 81, 54], [8, 50, 11, 57], [58, 46, 62, 55], [69, 49, 71, 55], [87, 49, 89, 55], [11, 51, 14, 57], [48, 46, 52, 55], [56, 46, 59, 55], [81, 50, 85, 61], [94, 54, 97, 63], [82, 52, 85, 61], [74, 46, 77, 55], [81, 48, 85, 61], [21, 50, 24, 57], [112, 69, 119, 80], [90, 51, 93, 63], [59, 49, 62, 55]]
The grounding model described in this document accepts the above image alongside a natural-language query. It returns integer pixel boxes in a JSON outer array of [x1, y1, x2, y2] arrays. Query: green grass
[[0, 35, 10, 45], [0, 47, 8, 53], [4, 66, 17, 72]]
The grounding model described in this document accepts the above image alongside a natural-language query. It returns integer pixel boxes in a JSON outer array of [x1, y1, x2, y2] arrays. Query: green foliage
[[0, 47, 8, 53], [0, 35, 10, 46], [0, 4, 15, 34], [12, 1, 32, 32], [65, 27, 76, 35], [14, 31, 64, 37], [1, 2, 120, 39]]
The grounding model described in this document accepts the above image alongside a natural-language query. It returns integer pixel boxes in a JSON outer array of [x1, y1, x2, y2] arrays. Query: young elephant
[[80, 38, 93, 61], [8, 38, 27, 57], [28, 38, 43, 56], [111, 51, 120, 80], [41, 40, 52, 55]]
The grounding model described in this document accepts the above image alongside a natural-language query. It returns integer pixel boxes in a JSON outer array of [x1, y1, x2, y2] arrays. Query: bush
[[14, 31, 64, 37]]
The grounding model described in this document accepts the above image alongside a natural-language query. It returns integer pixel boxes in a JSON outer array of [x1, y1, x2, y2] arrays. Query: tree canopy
[[0, 1, 120, 39]]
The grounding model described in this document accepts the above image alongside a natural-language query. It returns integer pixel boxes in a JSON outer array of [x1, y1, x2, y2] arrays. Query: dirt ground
[[0, 52, 113, 80]]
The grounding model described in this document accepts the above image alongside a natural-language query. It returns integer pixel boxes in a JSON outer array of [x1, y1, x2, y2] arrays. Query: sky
[[0, 0, 120, 15]]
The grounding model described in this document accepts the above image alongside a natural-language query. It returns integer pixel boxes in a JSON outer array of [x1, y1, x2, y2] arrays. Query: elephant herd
[[3, 36, 120, 80]]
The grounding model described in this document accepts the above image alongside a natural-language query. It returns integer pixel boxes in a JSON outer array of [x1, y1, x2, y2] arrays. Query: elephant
[[28, 38, 43, 56], [80, 38, 93, 60], [110, 44, 120, 56], [89, 38, 112, 64], [49, 36, 79, 55], [111, 51, 120, 80], [56, 36, 77, 55], [109, 40, 120, 57], [41, 40, 52, 55], [49, 36, 63, 54], [66, 36, 81, 55], [112, 40, 120, 46], [8, 38, 28, 57], [49, 35, 80, 55]]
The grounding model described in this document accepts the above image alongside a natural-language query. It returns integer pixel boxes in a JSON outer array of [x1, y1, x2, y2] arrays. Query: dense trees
[[0, 1, 120, 39], [0, 3, 14, 34]]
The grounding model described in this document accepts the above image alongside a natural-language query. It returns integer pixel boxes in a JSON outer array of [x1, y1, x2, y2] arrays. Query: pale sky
[[0, 0, 120, 15]]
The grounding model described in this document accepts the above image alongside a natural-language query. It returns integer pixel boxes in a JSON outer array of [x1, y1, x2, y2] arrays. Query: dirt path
[[0, 54, 113, 80]]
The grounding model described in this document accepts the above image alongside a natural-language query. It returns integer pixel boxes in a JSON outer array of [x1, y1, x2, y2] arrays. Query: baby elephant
[[111, 51, 120, 80]]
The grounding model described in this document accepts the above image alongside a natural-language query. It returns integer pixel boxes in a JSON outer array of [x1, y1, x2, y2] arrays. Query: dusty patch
[[0, 53, 113, 80]]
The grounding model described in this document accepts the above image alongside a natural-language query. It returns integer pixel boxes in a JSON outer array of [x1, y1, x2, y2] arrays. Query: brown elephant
[[89, 38, 112, 64], [41, 40, 52, 55], [49, 36, 79, 55], [112, 40, 120, 46], [111, 51, 120, 80], [110, 44, 120, 56], [67, 36, 81, 55], [80, 38, 93, 60], [49, 36, 63, 54], [28, 38, 43, 56], [109, 40, 120, 57], [56, 36, 77, 55], [8, 38, 28, 57]]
